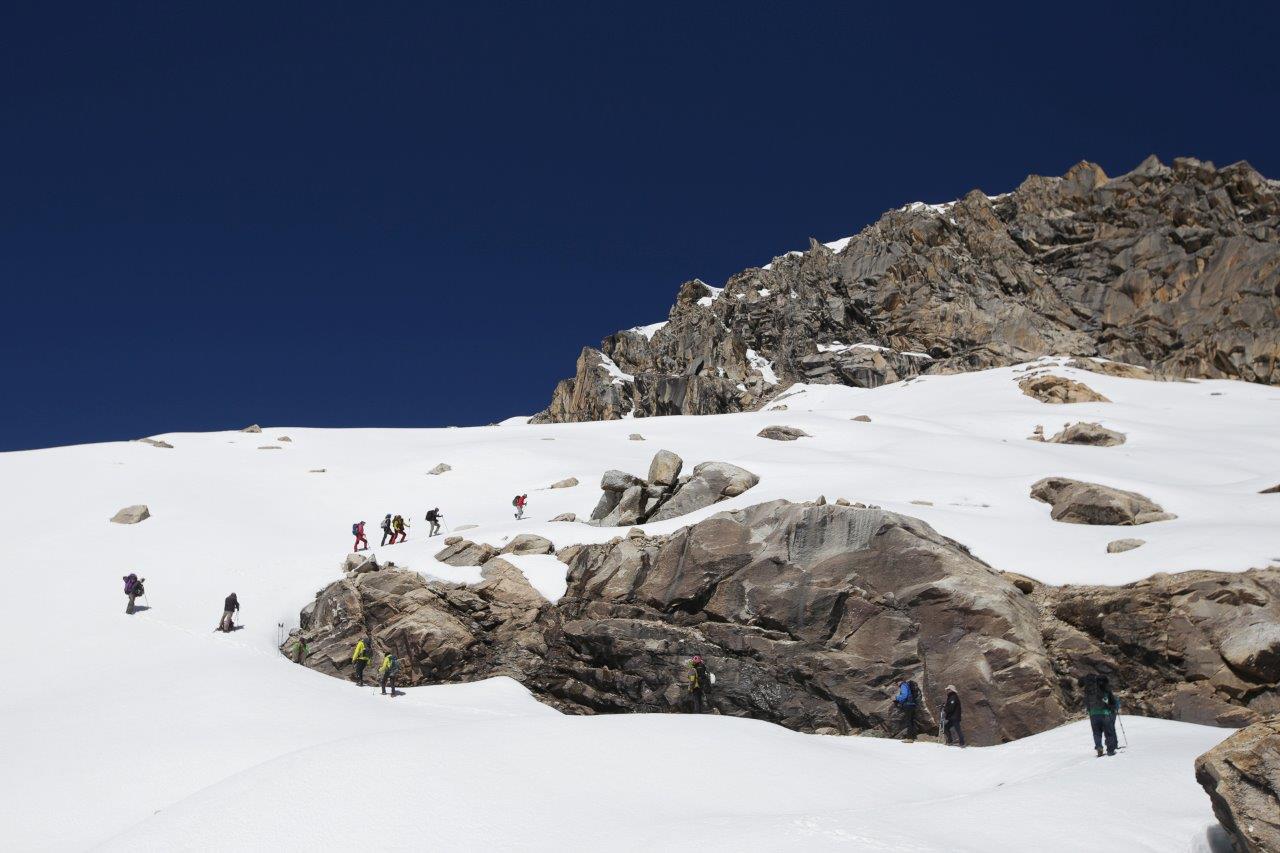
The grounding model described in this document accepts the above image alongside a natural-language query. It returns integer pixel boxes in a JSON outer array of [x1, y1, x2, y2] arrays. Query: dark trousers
[[689, 689, 705, 714], [898, 705, 919, 740], [126, 593, 138, 614], [381, 530, 391, 546], [1091, 714, 1118, 753], [382, 672, 396, 695], [944, 718, 965, 746], [429, 521, 440, 536], [354, 660, 367, 686]]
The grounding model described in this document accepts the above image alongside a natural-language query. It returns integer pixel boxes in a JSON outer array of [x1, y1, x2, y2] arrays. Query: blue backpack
[[352, 522, 360, 536]]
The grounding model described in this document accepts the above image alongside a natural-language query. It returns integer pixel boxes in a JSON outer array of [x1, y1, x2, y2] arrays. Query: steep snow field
[[2, 360, 1276, 850]]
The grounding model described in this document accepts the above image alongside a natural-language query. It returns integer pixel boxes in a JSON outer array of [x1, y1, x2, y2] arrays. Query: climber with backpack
[[352, 520, 368, 552], [380, 514, 393, 547], [941, 684, 965, 747], [687, 654, 711, 714], [391, 514, 408, 544], [425, 508, 443, 537], [380, 651, 400, 696], [123, 573, 146, 615], [218, 592, 239, 632], [893, 678, 923, 741], [351, 636, 372, 686], [513, 494, 528, 519], [1081, 673, 1120, 756]]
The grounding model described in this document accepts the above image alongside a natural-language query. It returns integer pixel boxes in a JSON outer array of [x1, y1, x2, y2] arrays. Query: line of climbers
[[351, 497, 530, 553]]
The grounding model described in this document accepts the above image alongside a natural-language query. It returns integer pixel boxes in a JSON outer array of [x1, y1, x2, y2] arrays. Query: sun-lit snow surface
[[2, 360, 1276, 850]]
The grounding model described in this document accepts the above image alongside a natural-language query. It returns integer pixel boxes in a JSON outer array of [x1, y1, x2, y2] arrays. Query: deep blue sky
[[3, 2, 1277, 451]]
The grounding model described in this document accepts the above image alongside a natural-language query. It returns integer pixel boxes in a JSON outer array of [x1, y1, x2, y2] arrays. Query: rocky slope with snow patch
[[534, 156, 1280, 422]]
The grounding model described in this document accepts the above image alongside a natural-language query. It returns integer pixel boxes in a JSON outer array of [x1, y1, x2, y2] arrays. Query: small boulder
[[910, 500, 934, 506], [1195, 718, 1280, 853], [241, 424, 262, 433], [757, 425, 809, 441], [500, 534, 555, 556], [443, 536, 462, 546], [343, 553, 380, 575], [110, 505, 151, 525], [1106, 538, 1146, 554], [135, 438, 173, 449], [691, 461, 759, 497], [647, 450, 684, 486], [277, 436, 292, 443], [1049, 422, 1126, 447], [1030, 477, 1167, 526], [550, 512, 577, 522], [835, 497, 851, 506], [851, 415, 872, 423], [549, 477, 579, 489], [428, 463, 452, 475], [309, 469, 326, 473], [258, 446, 282, 450], [629, 433, 645, 441], [1018, 375, 1110, 404]]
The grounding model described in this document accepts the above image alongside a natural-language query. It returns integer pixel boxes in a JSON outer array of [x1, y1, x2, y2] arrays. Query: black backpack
[[907, 680, 921, 704]]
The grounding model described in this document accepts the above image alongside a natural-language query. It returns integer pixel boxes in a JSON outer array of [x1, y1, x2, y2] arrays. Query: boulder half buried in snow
[[757, 425, 810, 441], [1018, 375, 1110, 404], [1030, 477, 1171, 525]]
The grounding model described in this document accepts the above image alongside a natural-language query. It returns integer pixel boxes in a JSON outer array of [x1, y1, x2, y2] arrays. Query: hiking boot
[[1096, 748, 1105, 757]]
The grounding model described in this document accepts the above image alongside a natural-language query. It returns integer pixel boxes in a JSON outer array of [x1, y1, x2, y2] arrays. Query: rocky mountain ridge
[[533, 156, 1280, 422]]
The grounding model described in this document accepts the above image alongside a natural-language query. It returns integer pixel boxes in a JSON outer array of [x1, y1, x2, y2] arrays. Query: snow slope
[[2, 361, 1275, 850]]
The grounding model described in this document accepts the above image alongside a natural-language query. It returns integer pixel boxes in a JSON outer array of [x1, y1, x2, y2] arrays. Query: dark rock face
[[532, 157, 1280, 423], [1195, 717, 1280, 853], [1030, 477, 1172, 525], [286, 501, 1280, 745]]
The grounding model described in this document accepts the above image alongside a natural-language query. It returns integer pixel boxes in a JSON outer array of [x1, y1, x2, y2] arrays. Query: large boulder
[[646, 462, 760, 522], [647, 450, 683, 487], [433, 539, 500, 567], [1030, 477, 1171, 525], [1195, 718, 1280, 853], [500, 534, 555, 556], [1049, 422, 1126, 446], [110, 505, 150, 524], [600, 469, 642, 492], [1018, 375, 1111, 404]]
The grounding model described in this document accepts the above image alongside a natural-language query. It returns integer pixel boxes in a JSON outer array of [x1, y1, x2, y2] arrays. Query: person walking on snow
[[687, 655, 710, 714], [380, 652, 400, 696], [352, 520, 368, 552], [391, 514, 408, 543], [352, 637, 371, 686], [513, 494, 528, 519], [380, 514, 393, 547], [425, 508, 443, 537], [123, 573, 145, 614], [893, 679, 923, 741], [218, 592, 239, 632], [941, 685, 965, 747], [1082, 674, 1120, 756]]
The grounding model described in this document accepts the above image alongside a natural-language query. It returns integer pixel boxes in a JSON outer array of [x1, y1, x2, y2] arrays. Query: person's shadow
[[127, 606, 151, 614]]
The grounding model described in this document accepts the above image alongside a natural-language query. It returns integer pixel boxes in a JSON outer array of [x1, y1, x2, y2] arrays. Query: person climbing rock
[[893, 679, 922, 741], [1082, 674, 1120, 756], [123, 573, 145, 615], [352, 520, 368, 552], [218, 592, 239, 632], [291, 635, 309, 664], [687, 654, 710, 714], [380, 652, 400, 696], [380, 514, 393, 547], [425, 508, 443, 537], [391, 514, 408, 544], [513, 494, 527, 519], [352, 637, 371, 686], [942, 685, 965, 747]]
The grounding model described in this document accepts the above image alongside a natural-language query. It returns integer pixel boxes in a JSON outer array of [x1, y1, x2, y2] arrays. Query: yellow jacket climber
[[352, 639, 370, 663]]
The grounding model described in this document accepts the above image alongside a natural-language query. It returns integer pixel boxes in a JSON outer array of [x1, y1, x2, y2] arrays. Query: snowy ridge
[[3, 360, 1276, 849]]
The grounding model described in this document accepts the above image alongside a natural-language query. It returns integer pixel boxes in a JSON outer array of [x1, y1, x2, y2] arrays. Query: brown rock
[[1030, 477, 1167, 525], [1049, 422, 1126, 447], [1195, 718, 1280, 853], [757, 425, 810, 441], [1018, 375, 1111, 404], [1106, 538, 1146, 554]]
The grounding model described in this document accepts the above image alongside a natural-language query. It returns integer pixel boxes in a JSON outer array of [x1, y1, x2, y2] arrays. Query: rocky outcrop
[[288, 499, 1280, 745], [533, 157, 1280, 423], [588, 451, 759, 526], [1018, 374, 1110, 404], [241, 424, 261, 433], [434, 538, 499, 567], [110, 505, 150, 524], [1195, 718, 1280, 853], [1030, 477, 1173, 525], [1049, 422, 1126, 446], [757, 425, 810, 441]]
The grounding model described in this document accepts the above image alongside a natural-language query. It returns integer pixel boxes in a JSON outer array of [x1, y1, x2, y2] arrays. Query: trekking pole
[[1117, 714, 1129, 749]]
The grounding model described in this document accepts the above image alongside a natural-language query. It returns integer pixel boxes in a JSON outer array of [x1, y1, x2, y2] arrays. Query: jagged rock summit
[[533, 156, 1280, 423]]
